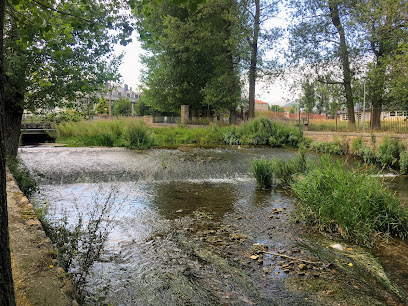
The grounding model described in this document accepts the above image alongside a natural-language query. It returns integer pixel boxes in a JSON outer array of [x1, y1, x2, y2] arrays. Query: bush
[[309, 139, 347, 155], [359, 144, 377, 164], [6, 156, 38, 197], [113, 98, 132, 116], [292, 155, 408, 246], [400, 150, 408, 174], [350, 137, 364, 155], [376, 136, 404, 168]]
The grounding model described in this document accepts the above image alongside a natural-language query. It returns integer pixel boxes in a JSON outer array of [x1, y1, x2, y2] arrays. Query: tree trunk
[[0, 0, 17, 303], [3, 94, 23, 157], [229, 108, 237, 125], [329, 1, 355, 124], [248, 0, 260, 119]]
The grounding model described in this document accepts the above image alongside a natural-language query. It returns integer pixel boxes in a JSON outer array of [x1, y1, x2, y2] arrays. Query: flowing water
[[18, 146, 408, 305]]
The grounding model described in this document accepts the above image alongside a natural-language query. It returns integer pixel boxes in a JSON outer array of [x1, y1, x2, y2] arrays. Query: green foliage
[[238, 118, 302, 147], [136, 0, 243, 114], [400, 150, 408, 175], [252, 158, 275, 189], [350, 137, 364, 155], [125, 121, 154, 149], [269, 104, 285, 112], [292, 155, 408, 247], [308, 139, 349, 155], [376, 136, 404, 168], [6, 156, 38, 197], [113, 97, 132, 116], [56, 119, 125, 147], [359, 144, 377, 164], [252, 148, 309, 188], [95, 98, 109, 115]]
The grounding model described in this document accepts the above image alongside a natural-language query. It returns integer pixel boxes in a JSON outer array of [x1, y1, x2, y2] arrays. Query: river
[[19, 146, 408, 305]]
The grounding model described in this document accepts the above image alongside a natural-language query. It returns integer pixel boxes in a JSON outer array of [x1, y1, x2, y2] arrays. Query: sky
[[115, 33, 292, 107]]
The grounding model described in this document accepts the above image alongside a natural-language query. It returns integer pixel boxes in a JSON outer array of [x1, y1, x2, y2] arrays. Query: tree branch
[[31, 0, 94, 24]]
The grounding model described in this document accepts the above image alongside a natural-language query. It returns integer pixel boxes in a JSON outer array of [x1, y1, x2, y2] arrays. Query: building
[[255, 99, 269, 111], [98, 84, 141, 116], [338, 110, 408, 121]]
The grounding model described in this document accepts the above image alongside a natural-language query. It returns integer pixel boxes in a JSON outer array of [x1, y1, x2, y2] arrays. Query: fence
[[307, 107, 408, 134]]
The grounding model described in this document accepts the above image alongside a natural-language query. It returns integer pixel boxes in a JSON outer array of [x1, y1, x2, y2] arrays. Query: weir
[[18, 146, 408, 305]]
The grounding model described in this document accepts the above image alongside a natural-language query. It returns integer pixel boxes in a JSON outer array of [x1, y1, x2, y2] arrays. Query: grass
[[291, 155, 408, 247], [308, 118, 408, 134], [56, 117, 304, 149], [252, 147, 309, 188]]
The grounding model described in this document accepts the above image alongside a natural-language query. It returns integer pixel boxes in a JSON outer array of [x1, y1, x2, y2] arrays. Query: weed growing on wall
[[6, 155, 38, 197]]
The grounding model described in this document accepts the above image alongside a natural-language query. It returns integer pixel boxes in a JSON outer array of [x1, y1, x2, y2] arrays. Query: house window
[[118, 92, 122, 97], [390, 111, 395, 116], [397, 111, 403, 116]]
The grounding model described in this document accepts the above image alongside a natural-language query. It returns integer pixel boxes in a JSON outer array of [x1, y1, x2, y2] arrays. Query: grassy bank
[[56, 117, 303, 149], [252, 153, 408, 247], [308, 135, 408, 173]]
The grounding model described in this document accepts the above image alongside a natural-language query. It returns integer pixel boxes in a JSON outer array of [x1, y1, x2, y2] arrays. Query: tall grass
[[376, 136, 404, 168], [57, 118, 154, 149], [291, 155, 408, 246], [252, 148, 309, 188], [56, 117, 304, 149]]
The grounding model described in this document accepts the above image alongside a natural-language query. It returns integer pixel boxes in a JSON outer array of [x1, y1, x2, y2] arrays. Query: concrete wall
[[304, 131, 408, 149]]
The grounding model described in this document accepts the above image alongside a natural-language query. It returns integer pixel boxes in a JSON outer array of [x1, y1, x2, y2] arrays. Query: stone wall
[[304, 131, 408, 149]]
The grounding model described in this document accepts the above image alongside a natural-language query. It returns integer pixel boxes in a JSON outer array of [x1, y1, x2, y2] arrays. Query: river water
[[18, 146, 408, 305]]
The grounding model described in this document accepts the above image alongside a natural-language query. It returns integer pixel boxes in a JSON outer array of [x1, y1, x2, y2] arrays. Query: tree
[[3, 0, 133, 156], [95, 98, 109, 115], [287, 0, 357, 124], [136, 0, 242, 120], [241, 0, 280, 119], [113, 97, 132, 116], [354, 0, 408, 128], [1, 0, 16, 303], [268, 104, 284, 112], [300, 79, 315, 113]]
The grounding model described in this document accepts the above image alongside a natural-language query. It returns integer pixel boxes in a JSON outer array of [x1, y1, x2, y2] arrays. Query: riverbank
[[6, 169, 75, 305]]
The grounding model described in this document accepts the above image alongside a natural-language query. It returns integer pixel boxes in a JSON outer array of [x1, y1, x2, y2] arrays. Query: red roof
[[255, 99, 268, 104]]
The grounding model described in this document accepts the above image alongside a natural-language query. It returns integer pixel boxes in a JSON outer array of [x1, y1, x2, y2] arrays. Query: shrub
[[292, 155, 408, 246], [350, 137, 364, 155], [113, 97, 132, 116], [376, 136, 404, 168], [6, 156, 38, 197], [309, 140, 346, 155], [400, 150, 408, 174], [359, 144, 377, 164]]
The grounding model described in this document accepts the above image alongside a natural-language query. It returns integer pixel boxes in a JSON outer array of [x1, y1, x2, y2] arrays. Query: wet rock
[[298, 264, 308, 271], [230, 233, 248, 241], [330, 243, 344, 251], [250, 255, 259, 260], [251, 243, 268, 255], [176, 209, 183, 213]]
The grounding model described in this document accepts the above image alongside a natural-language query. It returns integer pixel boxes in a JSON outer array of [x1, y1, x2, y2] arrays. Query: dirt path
[[6, 170, 75, 306]]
